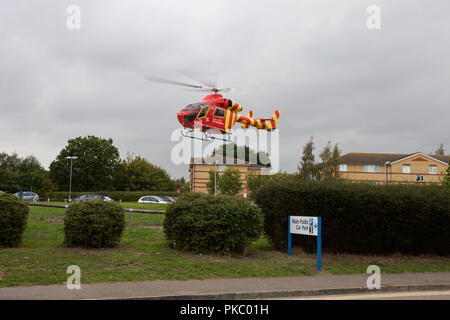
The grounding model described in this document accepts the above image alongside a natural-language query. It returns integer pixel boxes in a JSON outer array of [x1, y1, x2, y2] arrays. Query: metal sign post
[[288, 216, 322, 271]]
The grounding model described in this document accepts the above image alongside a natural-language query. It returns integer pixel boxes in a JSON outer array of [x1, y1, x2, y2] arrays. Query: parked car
[[14, 191, 39, 202], [69, 194, 112, 202], [137, 196, 168, 204], [159, 196, 176, 204]]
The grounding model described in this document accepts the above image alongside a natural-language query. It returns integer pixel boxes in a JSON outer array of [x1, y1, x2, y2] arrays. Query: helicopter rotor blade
[[146, 75, 254, 94], [178, 70, 218, 89], [183, 88, 215, 93], [146, 76, 206, 90]]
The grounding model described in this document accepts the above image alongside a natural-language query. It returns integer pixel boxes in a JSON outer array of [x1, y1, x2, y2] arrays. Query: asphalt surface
[[279, 290, 450, 300], [0, 272, 449, 300]]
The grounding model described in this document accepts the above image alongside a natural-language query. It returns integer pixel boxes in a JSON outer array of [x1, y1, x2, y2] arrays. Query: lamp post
[[214, 160, 218, 195], [66, 156, 77, 200]]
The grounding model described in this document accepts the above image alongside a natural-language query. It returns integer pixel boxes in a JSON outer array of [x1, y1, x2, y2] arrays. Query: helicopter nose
[[177, 111, 185, 126], [178, 111, 199, 126]]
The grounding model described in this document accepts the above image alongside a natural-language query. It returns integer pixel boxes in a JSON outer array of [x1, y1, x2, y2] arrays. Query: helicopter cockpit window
[[184, 102, 207, 112], [197, 105, 209, 118], [213, 108, 225, 117]]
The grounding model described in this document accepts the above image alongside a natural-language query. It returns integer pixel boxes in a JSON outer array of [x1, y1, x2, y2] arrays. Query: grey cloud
[[1, 0, 449, 179]]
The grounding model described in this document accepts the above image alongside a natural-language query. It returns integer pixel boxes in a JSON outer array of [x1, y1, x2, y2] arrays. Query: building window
[[416, 175, 424, 183], [402, 165, 411, 174], [364, 165, 380, 173], [339, 164, 347, 172], [219, 165, 227, 172], [429, 166, 437, 174]]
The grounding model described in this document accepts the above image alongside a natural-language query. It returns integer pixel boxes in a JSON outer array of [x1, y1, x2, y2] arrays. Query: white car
[[137, 196, 168, 204]]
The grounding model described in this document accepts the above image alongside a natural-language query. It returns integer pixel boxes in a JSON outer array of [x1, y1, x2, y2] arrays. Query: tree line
[[2, 136, 448, 196], [0, 136, 185, 194], [207, 138, 344, 197]]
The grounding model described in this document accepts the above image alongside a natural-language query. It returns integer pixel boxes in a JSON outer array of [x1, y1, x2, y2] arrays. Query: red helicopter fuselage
[[177, 94, 280, 134], [177, 94, 230, 134]]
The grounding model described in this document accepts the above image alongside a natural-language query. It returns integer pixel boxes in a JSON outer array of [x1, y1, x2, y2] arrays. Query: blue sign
[[288, 216, 322, 271]]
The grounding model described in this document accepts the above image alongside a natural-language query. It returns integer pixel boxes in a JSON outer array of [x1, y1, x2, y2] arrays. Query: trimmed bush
[[0, 193, 29, 247], [256, 179, 450, 255], [64, 201, 125, 248], [164, 193, 263, 254]]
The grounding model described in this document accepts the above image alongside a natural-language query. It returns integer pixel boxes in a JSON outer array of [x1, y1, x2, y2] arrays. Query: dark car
[[69, 194, 112, 202], [14, 191, 39, 202]]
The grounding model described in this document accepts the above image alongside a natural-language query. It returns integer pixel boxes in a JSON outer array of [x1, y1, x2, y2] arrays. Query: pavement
[[0, 272, 449, 300]]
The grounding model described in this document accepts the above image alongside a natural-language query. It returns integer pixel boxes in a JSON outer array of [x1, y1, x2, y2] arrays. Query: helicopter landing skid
[[181, 129, 232, 142]]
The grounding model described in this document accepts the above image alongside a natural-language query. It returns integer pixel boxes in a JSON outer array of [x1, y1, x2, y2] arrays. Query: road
[[275, 290, 450, 300]]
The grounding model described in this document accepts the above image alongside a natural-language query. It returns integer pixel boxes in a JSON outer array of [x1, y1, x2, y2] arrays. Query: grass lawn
[[0, 205, 449, 287]]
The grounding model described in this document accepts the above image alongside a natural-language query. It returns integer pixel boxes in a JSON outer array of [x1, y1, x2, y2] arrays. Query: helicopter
[[147, 76, 280, 141]]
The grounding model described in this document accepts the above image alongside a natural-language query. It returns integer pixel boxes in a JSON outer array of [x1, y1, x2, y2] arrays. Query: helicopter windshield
[[183, 102, 207, 111]]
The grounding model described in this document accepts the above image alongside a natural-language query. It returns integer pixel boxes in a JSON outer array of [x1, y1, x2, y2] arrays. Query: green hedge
[[64, 201, 125, 248], [256, 179, 450, 255], [0, 194, 29, 247], [164, 193, 263, 254], [41, 191, 180, 202]]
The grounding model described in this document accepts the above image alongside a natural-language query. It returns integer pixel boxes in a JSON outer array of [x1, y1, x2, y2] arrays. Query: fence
[[27, 202, 165, 227]]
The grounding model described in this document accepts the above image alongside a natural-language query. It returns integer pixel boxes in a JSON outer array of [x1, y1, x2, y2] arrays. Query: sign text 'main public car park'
[[288, 216, 322, 271]]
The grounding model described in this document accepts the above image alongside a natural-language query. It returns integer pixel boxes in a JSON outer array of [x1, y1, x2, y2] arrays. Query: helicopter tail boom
[[241, 110, 254, 128], [236, 109, 280, 131]]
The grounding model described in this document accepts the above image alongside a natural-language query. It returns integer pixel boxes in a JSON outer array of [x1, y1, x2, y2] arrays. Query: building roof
[[339, 152, 450, 166], [190, 155, 264, 168]]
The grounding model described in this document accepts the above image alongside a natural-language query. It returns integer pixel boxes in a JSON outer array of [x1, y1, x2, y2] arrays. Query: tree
[[297, 137, 341, 181], [206, 170, 217, 195], [212, 143, 271, 167], [318, 142, 341, 181], [179, 182, 190, 193], [120, 154, 176, 191], [207, 167, 243, 195], [173, 177, 189, 192], [443, 162, 450, 189], [218, 167, 242, 195], [0, 152, 56, 194], [435, 143, 445, 155], [246, 174, 267, 199], [297, 137, 319, 180], [49, 136, 121, 191], [331, 144, 341, 178]]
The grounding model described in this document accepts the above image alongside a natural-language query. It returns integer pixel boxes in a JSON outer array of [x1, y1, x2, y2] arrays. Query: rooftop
[[339, 152, 450, 165]]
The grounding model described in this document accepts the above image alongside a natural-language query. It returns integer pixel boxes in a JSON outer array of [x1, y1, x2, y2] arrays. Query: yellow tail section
[[241, 110, 254, 128]]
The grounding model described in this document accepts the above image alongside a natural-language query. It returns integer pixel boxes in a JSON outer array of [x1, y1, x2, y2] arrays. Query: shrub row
[[0, 194, 29, 247], [256, 178, 450, 255], [40, 191, 181, 202], [164, 193, 263, 254], [0, 194, 125, 248]]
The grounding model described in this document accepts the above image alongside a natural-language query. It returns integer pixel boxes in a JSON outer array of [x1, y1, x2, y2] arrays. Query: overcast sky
[[1, 0, 449, 180]]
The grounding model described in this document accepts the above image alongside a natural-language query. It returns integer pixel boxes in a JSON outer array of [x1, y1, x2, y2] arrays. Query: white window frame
[[402, 165, 411, 174], [416, 175, 424, 183], [364, 165, 380, 173], [339, 164, 348, 172], [429, 166, 437, 174]]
